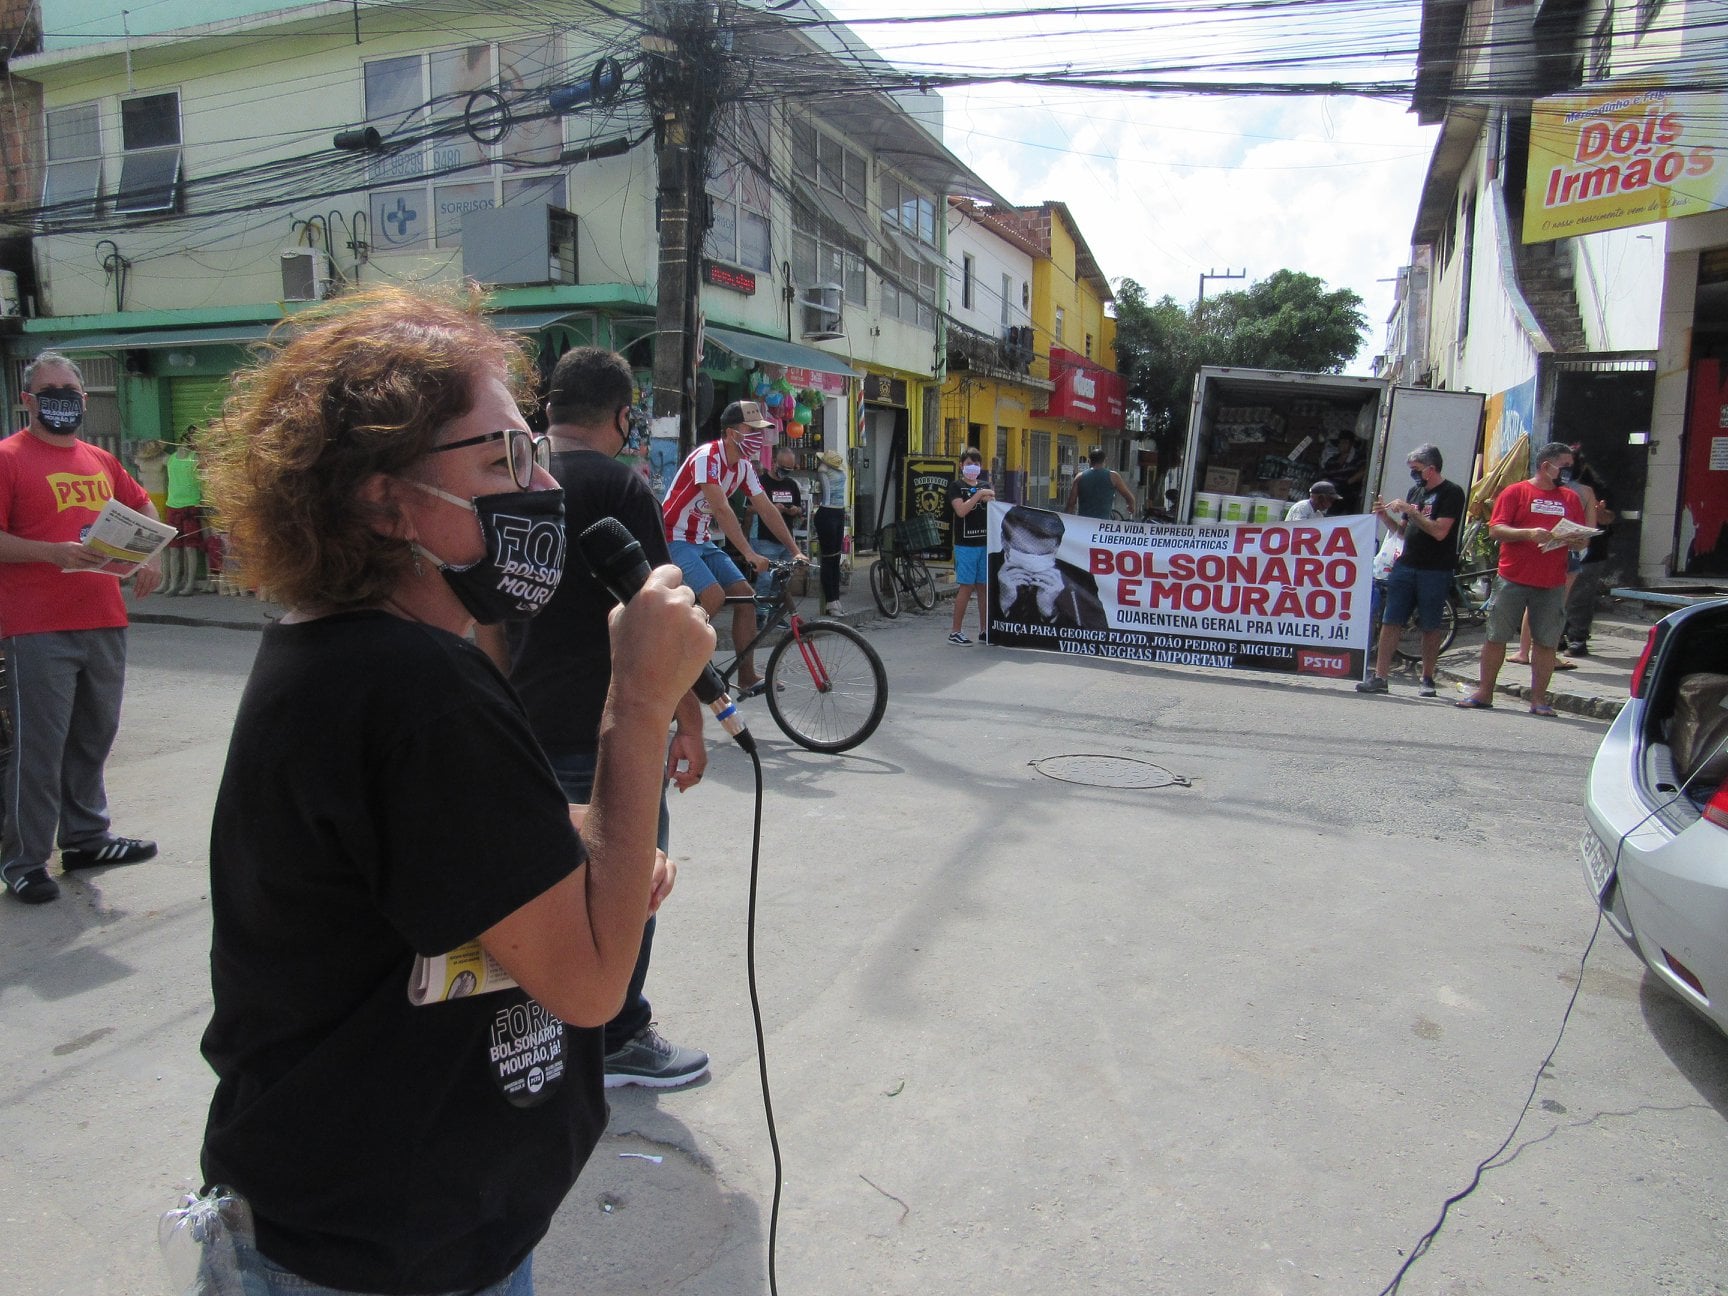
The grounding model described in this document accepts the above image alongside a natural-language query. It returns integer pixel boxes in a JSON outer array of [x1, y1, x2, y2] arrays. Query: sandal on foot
[[735, 680, 768, 700], [1506, 655, 1531, 665], [1454, 696, 1494, 710], [1528, 703, 1557, 716], [1552, 658, 1578, 671]]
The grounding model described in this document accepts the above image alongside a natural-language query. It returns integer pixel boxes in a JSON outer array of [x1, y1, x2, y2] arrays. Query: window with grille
[[364, 37, 564, 251], [706, 107, 771, 272], [116, 93, 182, 215], [43, 102, 104, 219]]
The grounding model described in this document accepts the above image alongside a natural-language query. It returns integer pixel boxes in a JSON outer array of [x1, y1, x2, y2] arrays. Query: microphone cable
[[1375, 769, 1711, 1296], [741, 739, 785, 1296]]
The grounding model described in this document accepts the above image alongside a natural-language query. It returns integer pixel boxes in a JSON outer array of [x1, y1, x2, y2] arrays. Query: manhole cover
[[1029, 755, 1191, 789]]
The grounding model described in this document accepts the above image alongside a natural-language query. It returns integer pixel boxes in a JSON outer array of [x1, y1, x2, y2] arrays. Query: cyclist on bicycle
[[662, 401, 805, 696]]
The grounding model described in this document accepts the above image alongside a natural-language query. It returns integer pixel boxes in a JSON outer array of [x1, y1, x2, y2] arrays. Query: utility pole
[[644, 1, 729, 460], [1196, 267, 1246, 310]]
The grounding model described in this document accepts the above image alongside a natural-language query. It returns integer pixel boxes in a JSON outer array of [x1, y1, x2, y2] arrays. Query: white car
[[1583, 598, 1728, 1034]]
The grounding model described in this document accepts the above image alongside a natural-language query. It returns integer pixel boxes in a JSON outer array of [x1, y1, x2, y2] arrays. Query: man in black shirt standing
[[753, 446, 804, 624], [1356, 443, 1466, 698], [484, 348, 710, 1088]]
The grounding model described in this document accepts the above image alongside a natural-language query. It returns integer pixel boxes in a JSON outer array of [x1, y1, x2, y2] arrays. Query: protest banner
[[985, 503, 1375, 678]]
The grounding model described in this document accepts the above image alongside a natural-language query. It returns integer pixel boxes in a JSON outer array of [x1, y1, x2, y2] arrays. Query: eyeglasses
[[428, 429, 551, 490]]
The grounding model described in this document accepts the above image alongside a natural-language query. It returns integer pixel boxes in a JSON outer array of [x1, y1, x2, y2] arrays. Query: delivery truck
[[1176, 366, 1486, 525]]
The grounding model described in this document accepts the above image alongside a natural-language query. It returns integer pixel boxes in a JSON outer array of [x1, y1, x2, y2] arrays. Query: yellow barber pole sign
[[1524, 86, 1726, 244]]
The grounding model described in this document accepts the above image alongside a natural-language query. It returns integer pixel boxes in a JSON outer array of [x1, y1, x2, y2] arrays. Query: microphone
[[577, 517, 754, 753]]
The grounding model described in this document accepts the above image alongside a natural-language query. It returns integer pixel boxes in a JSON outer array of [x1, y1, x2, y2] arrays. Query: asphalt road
[[3, 613, 1724, 1296]]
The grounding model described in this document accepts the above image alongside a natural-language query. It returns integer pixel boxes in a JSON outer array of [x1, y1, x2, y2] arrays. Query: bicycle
[[718, 562, 888, 753], [869, 516, 939, 618], [1387, 565, 1497, 662]]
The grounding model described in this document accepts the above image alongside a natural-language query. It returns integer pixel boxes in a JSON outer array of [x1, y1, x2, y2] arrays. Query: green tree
[[1113, 270, 1367, 491]]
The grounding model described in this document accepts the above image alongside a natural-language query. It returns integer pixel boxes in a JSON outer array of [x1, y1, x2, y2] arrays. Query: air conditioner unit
[[799, 283, 843, 341], [461, 203, 578, 287], [281, 248, 333, 302]]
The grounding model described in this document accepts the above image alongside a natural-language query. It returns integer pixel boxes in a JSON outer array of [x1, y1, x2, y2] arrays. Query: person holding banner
[[947, 447, 994, 645], [1357, 444, 1464, 699]]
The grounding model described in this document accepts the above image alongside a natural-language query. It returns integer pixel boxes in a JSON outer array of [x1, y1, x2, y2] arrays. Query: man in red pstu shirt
[[0, 351, 163, 904], [1458, 441, 1587, 716]]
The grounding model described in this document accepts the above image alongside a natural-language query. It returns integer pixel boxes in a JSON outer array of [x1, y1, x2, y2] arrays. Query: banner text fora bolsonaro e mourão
[[984, 503, 1375, 679]]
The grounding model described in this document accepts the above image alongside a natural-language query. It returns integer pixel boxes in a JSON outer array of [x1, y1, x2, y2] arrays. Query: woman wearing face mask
[[946, 447, 995, 644], [189, 286, 714, 1296]]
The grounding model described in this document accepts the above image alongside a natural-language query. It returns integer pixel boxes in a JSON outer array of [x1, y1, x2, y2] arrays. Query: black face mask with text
[[412, 484, 567, 624], [33, 386, 85, 434]]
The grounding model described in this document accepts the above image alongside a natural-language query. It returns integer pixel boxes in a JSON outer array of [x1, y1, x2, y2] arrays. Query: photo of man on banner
[[986, 503, 1375, 677]]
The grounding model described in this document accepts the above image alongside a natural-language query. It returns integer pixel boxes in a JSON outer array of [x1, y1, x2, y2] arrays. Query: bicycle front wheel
[[869, 558, 900, 618], [765, 620, 889, 753], [1394, 597, 1458, 663], [904, 556, 937, 611]]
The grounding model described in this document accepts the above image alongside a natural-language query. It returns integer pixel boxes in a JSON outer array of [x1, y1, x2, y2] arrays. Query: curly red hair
[[201, 283, 534, 611]]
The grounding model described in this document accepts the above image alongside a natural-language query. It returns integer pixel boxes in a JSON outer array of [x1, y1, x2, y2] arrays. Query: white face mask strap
[[408, 478, 477, 512]]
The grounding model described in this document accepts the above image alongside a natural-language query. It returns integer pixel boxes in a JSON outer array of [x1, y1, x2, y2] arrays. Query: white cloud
[[820, 0, 1439, 367]]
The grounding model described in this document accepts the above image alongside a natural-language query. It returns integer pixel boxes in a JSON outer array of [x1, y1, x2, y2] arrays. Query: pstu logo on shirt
[[47, 473, 113, 512]]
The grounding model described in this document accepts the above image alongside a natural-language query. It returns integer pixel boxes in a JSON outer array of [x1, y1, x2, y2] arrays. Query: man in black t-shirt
[[482, 348, 710, 1089], [753, 446, 804, 622], [1357, 443, 1466, 698]]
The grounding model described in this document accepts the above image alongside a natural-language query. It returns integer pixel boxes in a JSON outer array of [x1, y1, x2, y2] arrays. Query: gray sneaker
[[603, 1025, 710, 1089], [1418, 677, 1438, 698], [1355, 675, 1389, 694]]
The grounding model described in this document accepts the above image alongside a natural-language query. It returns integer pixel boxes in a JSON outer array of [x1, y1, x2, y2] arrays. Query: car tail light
[[1630, 625, 1662, 698], [1705, 781, 1728, 831]]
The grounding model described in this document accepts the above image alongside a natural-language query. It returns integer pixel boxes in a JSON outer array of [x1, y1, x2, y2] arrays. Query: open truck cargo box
[[1177, 367, 1485, 524]]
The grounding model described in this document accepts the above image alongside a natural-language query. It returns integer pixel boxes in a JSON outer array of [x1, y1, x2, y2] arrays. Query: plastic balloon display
[[788, 422, 806, 439], [793, 403, 812, 425]]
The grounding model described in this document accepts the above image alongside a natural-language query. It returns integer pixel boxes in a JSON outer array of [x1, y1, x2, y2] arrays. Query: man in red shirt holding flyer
[[0, 352, 162, 904], [1457, 441, 1588, 716]]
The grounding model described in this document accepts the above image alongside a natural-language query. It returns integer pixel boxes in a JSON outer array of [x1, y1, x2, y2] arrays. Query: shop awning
[[33, 322, 274, 354], [489, 308, 584, 333], [704, 326, 858, 379]]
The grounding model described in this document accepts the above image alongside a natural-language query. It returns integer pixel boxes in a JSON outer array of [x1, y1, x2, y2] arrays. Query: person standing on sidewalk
[[1283, 480, 1339, 521], [1563, 445, 1615, 655], [813, 449, 849, 616], [947, 447, 994, 645], [483, 348, 710, 1089], [1356, 444, 1464, 700], [752, 445, 805, 625], [1065, 449, 1136, 519], [1457, 441, 1587, 716], [0, 351, 162, 905]]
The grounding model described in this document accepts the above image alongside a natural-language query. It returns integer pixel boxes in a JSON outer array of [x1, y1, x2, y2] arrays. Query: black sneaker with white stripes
[[7, 868, 60, 904], [60, 836, 157, 872]]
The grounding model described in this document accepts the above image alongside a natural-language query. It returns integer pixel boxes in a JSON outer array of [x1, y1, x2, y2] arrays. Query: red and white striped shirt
[[662, 439, 763, 545]]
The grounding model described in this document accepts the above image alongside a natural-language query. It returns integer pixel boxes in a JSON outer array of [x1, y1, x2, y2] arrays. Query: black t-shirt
[[755, 469, 803, 540], [949, 474, 992, 546], [200, 612, 604, 1295], [1398, 478, 1466, 570], [510, 448, 671, 755]]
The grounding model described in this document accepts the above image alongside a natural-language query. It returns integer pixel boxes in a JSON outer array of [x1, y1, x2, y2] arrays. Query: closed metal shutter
[[169, 374, 231, 440]]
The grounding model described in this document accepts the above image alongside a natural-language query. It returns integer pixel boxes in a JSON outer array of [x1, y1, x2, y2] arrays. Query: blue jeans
[[545, 749, 669, 1053], [223, 1237, 531, 1295]]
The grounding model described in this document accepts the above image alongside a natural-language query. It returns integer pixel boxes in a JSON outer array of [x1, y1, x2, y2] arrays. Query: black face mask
[[1558, 469, 1574, 485], [1410, 468, 1426, 484], [413, 485, 567, 624], [33, 386, 85, 434]]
